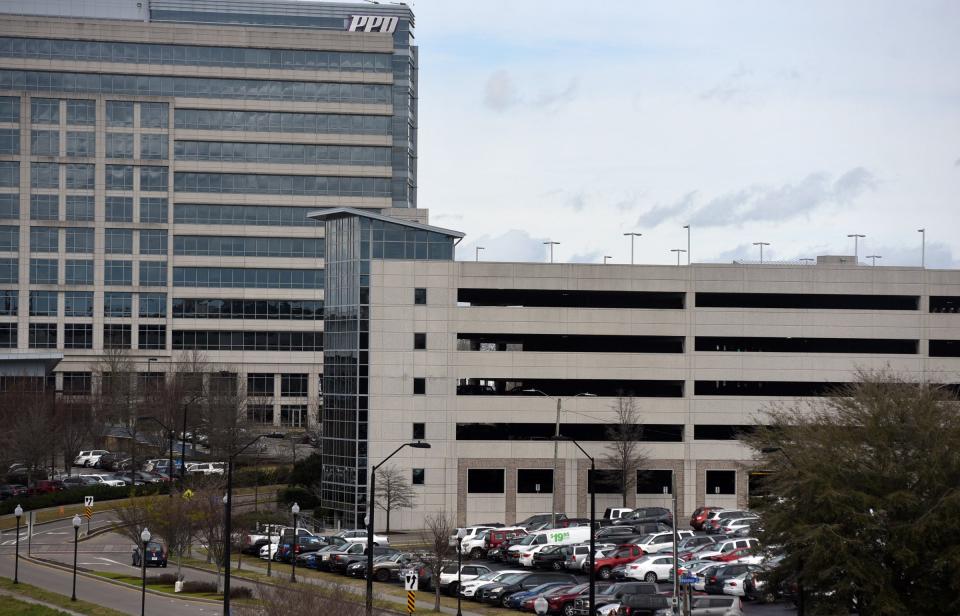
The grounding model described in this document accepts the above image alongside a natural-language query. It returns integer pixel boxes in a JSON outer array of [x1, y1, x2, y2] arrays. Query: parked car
[[597, 526, 641, 540], [704, 510, 757, 534], [458, 569, 524, 600], [369, 551, 420, 582], [0, 484, 28, 500], [132, 541, 168, 567], [617, 592, 672, 615], [571, 581, 659, 616], [532, 544, 573, 570], [689, 506, 725, 531], [450, 525, 496, 547], [697, 538, 760, 561], [59, 475, 98, 489], [634, 530, 695, 554], [535, 582, 590, 615], [480, 571, 579, 607], [339, 528, 389, 546], [74, 450, 109, 467], [315, 542, 366, 571], [676, 535, 718, 553], [593, 544, 646, 580], [86, 474, 126, 487], [612, 507, 673, 528], [186, 462, 225, 476], [721, 518, 759, 536], [623, 554, 675, 582], [330, 546, 397, 573], [27, 480, 64, 495], [516, 513, 567, 530], [564, 543, 618, 571], [344, 552, 408, 578], [703, 563, 762, 595], [439, 563, 492, 595]]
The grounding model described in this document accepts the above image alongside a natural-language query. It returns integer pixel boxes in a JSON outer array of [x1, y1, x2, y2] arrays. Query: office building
[[314, 208, 960, 528], [0, 0, 418, 430]]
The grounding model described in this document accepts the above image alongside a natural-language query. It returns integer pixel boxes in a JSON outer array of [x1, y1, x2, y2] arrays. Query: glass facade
[[174, 235, 323, 258], [173, 267, 323, 289], [174, 109, 390, 135], [173, 298, 322, 320], [173, 204, 321, 227], [174, 173, 389, 197], [174, 141, 389, 166], [172, 330, 322, 351]]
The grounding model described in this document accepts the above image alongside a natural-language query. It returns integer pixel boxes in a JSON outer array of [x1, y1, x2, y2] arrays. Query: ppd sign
[[347, 15, 399, 34]]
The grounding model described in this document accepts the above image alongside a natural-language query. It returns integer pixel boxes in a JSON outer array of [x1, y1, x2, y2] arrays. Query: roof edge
[[308, 207, 465, 239]]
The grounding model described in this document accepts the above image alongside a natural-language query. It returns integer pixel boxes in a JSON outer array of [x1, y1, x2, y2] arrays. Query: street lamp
[[475, 246, 484, 262], [366, 441, 432, 616], [553, 436, 595, 616], [140, 527, 151, 616], [623, 232, 642, 265], [523, 390, 596, 529], [753, 242, 770, 263], [290, 502, 300, 583], [670, 248, 686, 266], [847, 234, 865, 263], [223, 434, 267, 616], [543, 241, 560, 263], [866, 255, 882, 266], [13, 504, 22, 584], [603, 256, 613, 265], [456, 536, 464, 616], [918, 228, 926, 268], [138, 415, 175, 495], [71, 514, 81, 601], [683, 225, 691, 264]]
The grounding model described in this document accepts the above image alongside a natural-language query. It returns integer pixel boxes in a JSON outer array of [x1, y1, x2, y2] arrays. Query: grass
[[90, 571, 229, 601], [0, 596, 71, 616], [0, 578, 128, 616]]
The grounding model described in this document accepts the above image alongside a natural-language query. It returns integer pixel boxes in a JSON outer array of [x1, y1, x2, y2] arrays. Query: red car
[[592, 544, 645, 579], [689, 506, 723, 530], [534, 582, 588, 615], [28, 480, 64, 495], [707, 546, 755, 563]]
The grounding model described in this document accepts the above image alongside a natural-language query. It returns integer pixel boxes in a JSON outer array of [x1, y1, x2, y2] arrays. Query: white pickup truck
[[242, 525, 311, 555]]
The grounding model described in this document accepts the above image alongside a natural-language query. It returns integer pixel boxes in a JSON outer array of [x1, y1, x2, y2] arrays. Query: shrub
[[233, 465, 290, 488], [146, 574, 179, 586], [181, 580, 217, 593], [230, 586, 253, 599], [278, 486, 318, 509]]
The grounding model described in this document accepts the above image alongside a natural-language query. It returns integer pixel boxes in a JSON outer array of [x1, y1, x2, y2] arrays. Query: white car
[[517, 544, 550, 567], [597, 603, 621, 616], [565, 543, 618, 571], [259, 542, 280, 560], [698, 538, 759, 561], [74, 450, 109, 467], [624, 554, 675, 582], [186, 462, 225, 476], [721, 517, 759, 535], [339, 529, 389, 546], [636, 530, 695, 553], [449, 525, 496, 548], [458, 569, 523, 599], [438, 563, 491, 594], [86, 473, 126, 487]]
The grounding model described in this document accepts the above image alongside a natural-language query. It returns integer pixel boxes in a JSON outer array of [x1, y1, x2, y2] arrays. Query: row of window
[[0, 70, 392, 104], [0, 290, 166, 317], [106, 133, 169, 160], [173, 235, 323, 258], [173, 141, 389, 166], [463, 468, 737, 495], [0, 258, 166, 286], [0, 323, 164, 349], [173, 173, 389, 197], [0, 194, 167, 223], [172, 267, 323, 289], [0, 226, 167, 255], [0, 163, 169, 191], [2, 97, 168, 128], [247, 373, 309, 397], [173, 203, 320, 227], [172, 298, 323, 320], [0, 37, 391, 73], [172, 330, 322, 351], [247, 404, 308, 428], [174, 109, 390, 135], [1, 130, 167, 160]]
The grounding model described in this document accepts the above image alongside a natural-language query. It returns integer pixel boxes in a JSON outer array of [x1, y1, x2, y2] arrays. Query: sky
[[407, 0, 960, 267]]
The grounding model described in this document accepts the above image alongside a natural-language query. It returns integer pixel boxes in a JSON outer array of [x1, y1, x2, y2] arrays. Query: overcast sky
[[410, 0, 960, 267]]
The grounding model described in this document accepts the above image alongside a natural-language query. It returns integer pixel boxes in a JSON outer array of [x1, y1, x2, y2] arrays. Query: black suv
[[480, 572, 578, 607], [612, 507, 673, 528], [703, 563, 761, 594]]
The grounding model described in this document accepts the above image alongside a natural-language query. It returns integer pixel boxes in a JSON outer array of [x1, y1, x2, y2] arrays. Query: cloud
[[705, 243, 760, 263], [954, 157, 960, 167], [565, 192, 586, 212], [569, 250, 603, 263], [700, 65, 754, 103], [534, 78, 579, 111], [636, 191, 697, 227], [643, 168, 878, 228], [455, 229, 549, 262], [484, 69, 520, 111]]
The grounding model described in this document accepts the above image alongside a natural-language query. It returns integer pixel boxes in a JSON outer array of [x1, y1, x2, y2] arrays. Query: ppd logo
[[347, 15, 399, 34]]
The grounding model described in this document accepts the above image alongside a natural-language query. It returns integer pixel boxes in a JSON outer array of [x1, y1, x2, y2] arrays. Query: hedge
[[0, 484, 169, 515], [233, 465, 290, 488], [278, 486, 319, 509]]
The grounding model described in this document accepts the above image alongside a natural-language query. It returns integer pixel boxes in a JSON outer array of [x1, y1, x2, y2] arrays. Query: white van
[[505, 526, 592, 561]]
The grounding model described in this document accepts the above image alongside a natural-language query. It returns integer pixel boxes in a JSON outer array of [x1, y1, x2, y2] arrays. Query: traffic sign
[[403, 571, 419, 591], [84, 496, 94, 507], [406, 590, 416, 614], [680, 576, 699, 584]]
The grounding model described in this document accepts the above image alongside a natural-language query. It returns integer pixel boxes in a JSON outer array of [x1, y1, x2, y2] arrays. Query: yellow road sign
[[406, 590, 415, 614]]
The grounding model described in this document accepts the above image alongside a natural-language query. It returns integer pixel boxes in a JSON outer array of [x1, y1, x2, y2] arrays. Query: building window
[[0, 225, 18, 251], [0, 96, 20, 123], [65, 100, 95, 126], [105, 133, 133, 159], [105, 196, 133, 222], [65, 164, 95, 189], [29, 291, 57, 316], [173, 235, 324, 258], [412, 469, 425, 486], [105, 228, 133, 254], [0, 323, 16, 348], [173, 203, 323, 227], [65, 131, 95, 157], [172, 330, 322, 351], [0, 257, 17, 283], [139, 261, 167, 287], [247, 373, 274, 397], [637, 470, 674, 495], [0, 128, 18, 154], [104, 260, 132, 286], [64, 260, 94, 285], [30, 226, 59, 252], [280, 374, 308, 397], [517, 469, 553, 494], [65, 195, 94, 221], [30, 162, 59, 188], [0, 194, 19, 219], [30, 258, 58, 284], [139, 293, 166, 318], [30, 195, 58, 220], [140, 134, 168, 160], [140, 102, 169, 129], [139, 230, 167, 255], [0, 162, 19, 188], [64, 228, 94, 253], [706, 470, 736, 495], [64, 291, 93, 317], [172, 267, 323, 289], [138, 324, 166, 350], [140, 198, 168, 223], [61, 371, 92, 394], [64, 323, 93, 349], [105, 165, 134, 191], [140, 166, 168, 192], [171, 298, 323, 320], [467, 469, 504, 494], [280, 404, 306, 427], [28, 323, 57, 349], [247, 404, 273, 424], [106, 101, 133, 127], [103, 324, 131, 349], [31, 98, 59, 124], [0, 290, 18, 316], [412, 422, 425, 440], [31, 130, 59, 156], [104, 292, 132, 317], [413, 377, 425, 395], [414, 332, 426, 350], [414, 288, 427, 305]]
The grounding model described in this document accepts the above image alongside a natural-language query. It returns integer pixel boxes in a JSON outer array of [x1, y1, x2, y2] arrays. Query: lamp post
[[918, 228, 925, 268], [456, 536, 464, 616], [553, 436, 595, 616], [753, 242, 769, 263], [603, 256, 613, 265], [290, 502, 300, 583], [475, 246, 484, 262], [223, 434, 266, 616], [522, 390, 595, 529], [71, 514, 81, 601], [266, 522, 272, 577], [623, 232, 641, 265], [13, 504, 22, 584], [683, 225, 691, 264], [847, 234, 865, 263], [543, 241, 560, 263], [366, 441, 432, 616], [140, 527, 151, 616], [866, 255, 882, 266], [138, 415, 175, 496], [671, 249, 686, 266]]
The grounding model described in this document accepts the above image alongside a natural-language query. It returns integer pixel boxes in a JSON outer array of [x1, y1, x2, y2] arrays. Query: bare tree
[[55, 400, 94, 477], [146, 492, 196, 580], [201, 370, 248, 460], [8, 385, 54, 486], [113, 496, 152, 546], [424, 512, 454, 612], [191, 486, 227, 591], [374, 465, 416, 533], [93, 348, 140, 484], [602, 395, 648, 507]]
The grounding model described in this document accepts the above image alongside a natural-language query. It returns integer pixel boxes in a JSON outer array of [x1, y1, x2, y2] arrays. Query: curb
[[26, 555, 222, 605]]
